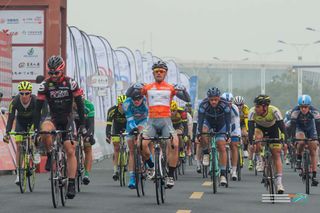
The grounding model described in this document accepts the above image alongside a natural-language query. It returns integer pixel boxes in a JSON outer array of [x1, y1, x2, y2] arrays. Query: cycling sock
[[168, 167, 175, 177], [276, 174, 282, 185], [113, 165, 117, 173], [220, 170, 226, 177], [146, 158, 154, 168], [312, 171, 317, 178], [68, 178, 75, 184], [232, 166, 237, 173]]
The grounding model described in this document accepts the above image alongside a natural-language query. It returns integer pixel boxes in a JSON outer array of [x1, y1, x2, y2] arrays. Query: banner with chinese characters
[[0, 32, 12, 108], [12, 46, 44, 80]]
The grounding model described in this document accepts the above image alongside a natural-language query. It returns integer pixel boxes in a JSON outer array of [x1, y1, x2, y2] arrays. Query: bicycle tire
[[134, 145, 141, 197], [267, 159, 275, 204], [18, 144, 27, 194], [160, 153, 166, 204], [60, 154, 68, 207], [304, 151, 310, 195], [226, 147, 230, 188], [181, 158, 185, 175], [211, 148, 217, 194], [254, 156, 258, 176], [51, 150, 59, 208], [155, 149, 161, 205], [28, 146, 36, 192], [75, 144, 82, 192], [237, 150, 242, 181], [119, 148, 124, 187]]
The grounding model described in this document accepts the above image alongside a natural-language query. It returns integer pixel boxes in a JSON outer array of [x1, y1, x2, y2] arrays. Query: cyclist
[[106, 95, 127, 181], [170, 101, 188, 159], [34, 55, 86, 199], [198, 87, 231, 186], [3, 81, 36, 185], [126, 61, 190, 188], [234, 96, 250, 159], [248, 94, 286, 193], [221, 92, 241, 181], [290, 94, 320, 186], [73, 92, 95, 185], [122, 90, 149, 189]]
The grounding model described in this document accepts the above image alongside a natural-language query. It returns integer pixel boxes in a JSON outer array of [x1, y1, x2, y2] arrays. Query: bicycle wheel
[[304, 151, 310, 195], [118, 148, 124, 187], [211, 148, 217, 194], [75, 144, 82, 192], [140, 162, 146, 196], [237, 151, 242, 181], [254, 156, 258, 176], [60, 153, 68, 207], [160, 153, 166, 203], [134, 145, 141, 197], [181, 157, 185, 175], [267, 160, 275, 204], [51, 150, 59, 208], [226, 148, 230, 187], [18, 144, 27, 194], [154, 149, 161, 205], [27, 146, 36, 192]]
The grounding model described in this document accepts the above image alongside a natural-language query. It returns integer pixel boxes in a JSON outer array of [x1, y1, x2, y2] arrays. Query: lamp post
[[212, 57, 249, 93], [278, 39, 320, 96], [243, 49, 283, 95]]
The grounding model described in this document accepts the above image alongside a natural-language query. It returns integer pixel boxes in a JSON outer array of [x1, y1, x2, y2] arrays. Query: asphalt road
[[0, 157, 320, 213]]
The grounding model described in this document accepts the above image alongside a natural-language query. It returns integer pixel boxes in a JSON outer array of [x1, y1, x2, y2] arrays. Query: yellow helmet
[[171, 101, 179, 111], [18, 81, 32, 91]]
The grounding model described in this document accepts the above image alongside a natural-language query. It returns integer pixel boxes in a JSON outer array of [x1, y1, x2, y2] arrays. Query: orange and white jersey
[[142, 81, 176, 118]]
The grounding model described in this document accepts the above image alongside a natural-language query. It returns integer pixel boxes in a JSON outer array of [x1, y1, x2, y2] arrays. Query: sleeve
[[37, 81, 47, 101], [106, 107, 114, 135], [290, 110, 298, 138], [5, 99, 16, 133], [248, 120, 255, 144], [34, 99, 44, 130], [123, 100, 137, 131], [197, 105, 205, 133], [175, 88, 191, 102], [224, 106, 231, 133], [276, 120, 287, 141], [70, 78, 82, 97], [273, 106, 283, 121], [75, 96, 85, 126], [85, 100, 95, 118], [311, 109, 320, 138]]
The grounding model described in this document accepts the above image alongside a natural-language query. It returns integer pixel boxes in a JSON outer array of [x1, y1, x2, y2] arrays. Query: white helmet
[[221, 92, 234, 102], [234, 96, 245, 105]]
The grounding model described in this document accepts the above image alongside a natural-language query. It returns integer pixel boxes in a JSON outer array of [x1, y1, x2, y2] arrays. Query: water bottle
[[34, 152, 41, 164]]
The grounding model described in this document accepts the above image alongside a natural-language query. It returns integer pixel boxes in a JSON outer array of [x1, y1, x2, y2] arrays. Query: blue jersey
[[291, 105, 320, 129], [197, 97, 231, 133], [123, 97, 148, 132]]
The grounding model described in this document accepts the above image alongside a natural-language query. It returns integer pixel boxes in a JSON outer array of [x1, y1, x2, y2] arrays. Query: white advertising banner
[[134, 50, 144, 82], [0, 10, 44, 44], [12, 46, 44, 80]]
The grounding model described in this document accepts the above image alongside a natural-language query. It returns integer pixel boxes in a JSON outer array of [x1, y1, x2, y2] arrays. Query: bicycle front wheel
[[27, 148, 36, 192], [18, 145, 27, 194], [51, 151, 59, 208], [155, 150, 161, 205], [134, 145, 141, 197], [211, 149, 217, 194], [60, 154, 68, 207], [304, 152, 310, 195]]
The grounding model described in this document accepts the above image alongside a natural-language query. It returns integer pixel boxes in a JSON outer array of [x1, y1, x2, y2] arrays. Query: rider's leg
[[112, 139, 120, 177], [271, 144, 284, 192], [230, 138, 240, 173], [41, 120, 55, 171], [217, 137, 227, 177]]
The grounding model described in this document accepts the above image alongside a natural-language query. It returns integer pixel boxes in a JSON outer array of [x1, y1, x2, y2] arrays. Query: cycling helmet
[[152, 61, 168, 71], [131, 90, 143, 100], [171, 101, 179, 111], [221, 92, 234, 102], [117, 95, 127, 105], [47, 55, 65, 71], [18, 81, 32, 91], [298, 94, 312, 106], [254, 94, 271, 106], [207, 87, 221, 98], [234, 96, 245, 105]]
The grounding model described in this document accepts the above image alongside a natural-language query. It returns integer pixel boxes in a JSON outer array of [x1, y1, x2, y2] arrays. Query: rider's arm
[[224, 107, 231, 134], [5, 99, 16, 133], [106, 106, 115, 136], [175, 87, 191, 102], [123, 99, 137, 131], [276, 120, 287, 141]]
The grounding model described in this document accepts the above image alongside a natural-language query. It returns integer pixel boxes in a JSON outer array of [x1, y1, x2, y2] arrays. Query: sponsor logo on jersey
[[50, 90, 69, 99]]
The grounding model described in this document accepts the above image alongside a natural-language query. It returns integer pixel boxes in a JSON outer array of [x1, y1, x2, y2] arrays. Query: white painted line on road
[[202, 181, 212, 186], [176, 210, 191, 213], [189, 192, 204, 199]]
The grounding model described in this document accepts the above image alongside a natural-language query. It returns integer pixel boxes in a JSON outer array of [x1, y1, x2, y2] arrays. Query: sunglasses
[[300, 105, 309, 109], [20, 92, 31, 96], [153, 70, 166, 74], [48, 70, 61, 76], [133, 97, 143, 101]]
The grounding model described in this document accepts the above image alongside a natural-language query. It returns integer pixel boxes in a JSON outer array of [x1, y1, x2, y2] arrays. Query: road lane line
[[176, 210, 191, 213], [189, 192, 204, 199], [202, 181, 212, 186]]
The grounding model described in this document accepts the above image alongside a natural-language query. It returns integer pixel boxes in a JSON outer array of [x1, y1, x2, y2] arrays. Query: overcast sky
[[68, 0, 320, 63]]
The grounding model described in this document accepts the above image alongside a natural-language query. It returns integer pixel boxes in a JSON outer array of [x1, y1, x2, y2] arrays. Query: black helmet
[[152, 61, 168, 71], [131, 89, 143, 100], [207, 87, 221, 97], [254, 94, 271, 106], [47, 55, 65, 71]]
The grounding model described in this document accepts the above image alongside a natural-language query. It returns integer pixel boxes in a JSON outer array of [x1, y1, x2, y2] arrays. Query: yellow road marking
[[202, 181, 212, 186], [189, 192, 204, 199], [176, 210, 191, 213]]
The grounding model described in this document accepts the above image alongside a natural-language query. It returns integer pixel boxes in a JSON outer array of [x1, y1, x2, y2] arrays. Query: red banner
[[0, 114, 16, 171], [0, 32, 12, 108]]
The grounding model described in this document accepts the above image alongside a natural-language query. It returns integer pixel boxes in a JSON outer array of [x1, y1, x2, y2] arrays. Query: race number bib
[[148, 90, 171, 107]]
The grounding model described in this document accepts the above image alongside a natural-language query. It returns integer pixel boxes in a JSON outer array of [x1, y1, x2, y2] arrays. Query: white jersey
[[187, 112, 193, 139], [231, 104, 241, 137]]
